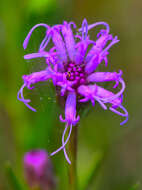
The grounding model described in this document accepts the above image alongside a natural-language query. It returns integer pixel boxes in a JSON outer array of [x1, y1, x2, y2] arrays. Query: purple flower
[[18, 19, 128, 164], [24, 149, 55, 189]]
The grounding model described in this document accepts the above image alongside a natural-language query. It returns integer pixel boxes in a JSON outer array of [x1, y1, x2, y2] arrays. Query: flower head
[[18, 19, 128, 164]]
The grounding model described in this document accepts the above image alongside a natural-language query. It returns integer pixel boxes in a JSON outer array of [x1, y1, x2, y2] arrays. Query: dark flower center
[[64, 62, 87, 88]]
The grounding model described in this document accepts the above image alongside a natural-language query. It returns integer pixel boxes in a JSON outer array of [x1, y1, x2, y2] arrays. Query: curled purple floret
[[17, 83, 36, 112], [85, 34, 119, 73], [17, 69, 54, 111], [39, 31, 51, 51], [23, 23, 49, 49], [78, 81, 127, 125], [81, 18, 88, 40], [110, 104, 128, 125], [18, 19, 128, 164], [59, 92, 80, 126], [51, 92, 79, 164], [79, 21, 110, 34]]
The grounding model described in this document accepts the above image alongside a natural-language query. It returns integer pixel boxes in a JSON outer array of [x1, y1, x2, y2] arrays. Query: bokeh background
[[0, 0, 142, 189]]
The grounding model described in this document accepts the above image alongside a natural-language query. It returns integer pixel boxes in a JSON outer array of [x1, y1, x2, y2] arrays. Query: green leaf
[[78, 151, 105, 190], [129, 183, 140, 190], [4, 162, 27, 190]]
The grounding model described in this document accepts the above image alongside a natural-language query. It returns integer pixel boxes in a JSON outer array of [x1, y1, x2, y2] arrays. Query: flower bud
[[24, 149, 55, 190]]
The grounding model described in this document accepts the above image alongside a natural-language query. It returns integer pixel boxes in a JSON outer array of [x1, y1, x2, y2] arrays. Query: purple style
[[18, 19, 128, 164]]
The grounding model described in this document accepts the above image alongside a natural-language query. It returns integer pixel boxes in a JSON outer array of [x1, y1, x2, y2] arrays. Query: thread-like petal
[[17, 69, 53, 112], [81, 18, 88, 40], [78, 84, 128, 125], [17, 84, 36, 112], [23, 24, 49, 49], [50, 124, 72, 159], [95, 85, 122, 106], [79, 21, 110, 34], [109, 105, 128, 125]]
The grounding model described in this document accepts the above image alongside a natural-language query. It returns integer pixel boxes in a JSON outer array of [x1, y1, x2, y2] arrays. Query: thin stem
[[68, 125, 78, 190]]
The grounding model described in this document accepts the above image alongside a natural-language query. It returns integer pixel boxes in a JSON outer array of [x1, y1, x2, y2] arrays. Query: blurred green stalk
[[68, 125, 78, 190]]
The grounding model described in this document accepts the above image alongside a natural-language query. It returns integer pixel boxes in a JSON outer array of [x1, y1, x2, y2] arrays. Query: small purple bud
[[80, 78, 85, 84], [73, 67, 77, 72], [75, 76, 80, 81], [80, 73, 84, 77], [75, 71, 79, 76], [69, 63, 74, 67], [70, 76, 74, 80], [68, 68, 72, 72], [24, 149, 56, 190], [77, 67, 82, 72]]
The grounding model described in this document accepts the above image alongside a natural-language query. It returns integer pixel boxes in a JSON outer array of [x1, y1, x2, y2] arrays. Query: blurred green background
[[0, 0, 142, 189]]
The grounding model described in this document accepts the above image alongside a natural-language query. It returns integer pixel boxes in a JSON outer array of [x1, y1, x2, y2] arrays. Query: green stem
[[68, 125, 78, 190]]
